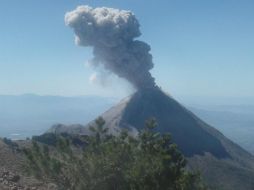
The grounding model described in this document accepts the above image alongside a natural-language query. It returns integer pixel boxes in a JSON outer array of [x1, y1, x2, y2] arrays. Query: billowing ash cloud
[[65, 5, 156, 89]]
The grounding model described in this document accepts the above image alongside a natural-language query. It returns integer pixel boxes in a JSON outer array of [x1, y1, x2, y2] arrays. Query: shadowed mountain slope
[[117, 88, 229, 157]]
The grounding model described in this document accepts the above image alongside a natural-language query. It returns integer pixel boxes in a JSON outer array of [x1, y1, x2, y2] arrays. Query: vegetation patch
[[23, 117, 206, 190]]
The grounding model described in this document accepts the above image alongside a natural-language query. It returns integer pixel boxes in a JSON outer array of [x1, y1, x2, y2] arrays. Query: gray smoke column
[[65, 5, 156, 89]]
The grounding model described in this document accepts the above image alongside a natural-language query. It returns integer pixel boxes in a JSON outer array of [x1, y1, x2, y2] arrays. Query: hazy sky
[[0, 0, 253, 99]]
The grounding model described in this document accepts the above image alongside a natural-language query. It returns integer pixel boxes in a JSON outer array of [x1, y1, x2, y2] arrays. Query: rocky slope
[[0, 139, 56, 190]]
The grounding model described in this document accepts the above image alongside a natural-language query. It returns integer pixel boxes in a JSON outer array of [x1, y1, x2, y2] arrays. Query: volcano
[[48, 87, 254, 189], [82, 87, 254, 189]]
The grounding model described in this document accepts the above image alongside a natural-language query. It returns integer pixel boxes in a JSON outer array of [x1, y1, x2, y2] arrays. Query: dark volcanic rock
[[119, 88, 229, 157]]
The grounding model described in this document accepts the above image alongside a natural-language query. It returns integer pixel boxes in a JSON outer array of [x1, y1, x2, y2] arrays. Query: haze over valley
[[1, 94, 253, 155]]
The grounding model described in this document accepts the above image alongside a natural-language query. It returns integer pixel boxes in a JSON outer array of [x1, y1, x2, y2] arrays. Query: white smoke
[[89, 72, 99, 84], [89, 72, 110, 86], [65, 5, 156, 89]]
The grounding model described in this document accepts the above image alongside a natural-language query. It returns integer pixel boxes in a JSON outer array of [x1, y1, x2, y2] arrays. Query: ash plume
[[65, 5, 156, 90]]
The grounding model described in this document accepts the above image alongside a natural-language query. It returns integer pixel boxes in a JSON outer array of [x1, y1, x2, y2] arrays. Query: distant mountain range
[[0, 94, 253, 154], [0, 94, 117, 139]]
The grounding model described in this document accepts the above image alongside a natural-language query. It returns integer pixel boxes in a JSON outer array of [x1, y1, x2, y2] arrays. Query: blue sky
[[0, 0, 253, 99]]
